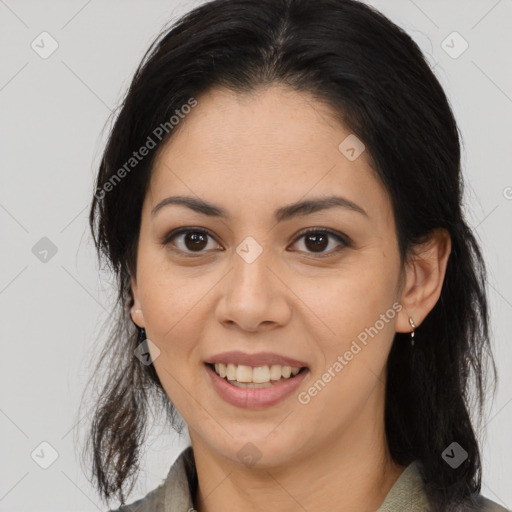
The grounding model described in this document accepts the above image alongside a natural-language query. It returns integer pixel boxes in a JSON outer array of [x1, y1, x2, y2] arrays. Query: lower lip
[[205, 364, 309, 409]]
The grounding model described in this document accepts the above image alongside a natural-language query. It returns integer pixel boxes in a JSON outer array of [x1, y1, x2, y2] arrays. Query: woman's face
[[130, 85, 413, 467]]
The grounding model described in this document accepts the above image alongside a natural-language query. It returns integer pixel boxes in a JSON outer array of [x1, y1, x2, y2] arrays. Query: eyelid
[[161, 226, 222, 253], [289, 227, 350, 257]]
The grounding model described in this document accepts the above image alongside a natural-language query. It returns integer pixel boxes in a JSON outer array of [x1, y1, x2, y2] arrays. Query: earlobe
[[395, 228, 451, 334], [130, 275, 145, 328]]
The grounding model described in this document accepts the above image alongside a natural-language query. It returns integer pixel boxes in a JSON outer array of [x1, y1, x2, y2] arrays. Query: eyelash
[[161, 227, 351, 258]]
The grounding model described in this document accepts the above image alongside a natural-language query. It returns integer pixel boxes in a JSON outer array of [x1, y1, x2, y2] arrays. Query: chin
[[205, 429, 306, 469]]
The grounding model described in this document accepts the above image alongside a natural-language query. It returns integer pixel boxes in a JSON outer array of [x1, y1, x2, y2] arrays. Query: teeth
[[269, 364, 282, 380], [213, 363, 303, 384], [226, 363, 236, 381], [217, 363, 227, 378], [236, 364, 253, 383], [252, 366, 270, 383]]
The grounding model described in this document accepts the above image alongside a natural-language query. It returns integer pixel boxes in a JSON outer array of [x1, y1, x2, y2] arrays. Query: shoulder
[[106, 481, 167, 512], [429, 491, 510, 511], [467, 495, 510, 512], [383, 460, 510, 512], [105, 446, 196, 512]]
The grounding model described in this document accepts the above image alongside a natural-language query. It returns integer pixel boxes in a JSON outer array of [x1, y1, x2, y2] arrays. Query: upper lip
[[205, 351, 308, 368]]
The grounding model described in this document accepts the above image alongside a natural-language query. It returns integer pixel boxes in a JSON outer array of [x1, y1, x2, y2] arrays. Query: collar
[[162, 446, 429, 512]]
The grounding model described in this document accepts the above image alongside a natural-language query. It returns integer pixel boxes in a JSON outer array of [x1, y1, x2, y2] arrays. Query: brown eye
[[182, 231, 208, 251], [290, 229, 350, 257], [162, 228, 221, 255], [303, 232, 329, 252]]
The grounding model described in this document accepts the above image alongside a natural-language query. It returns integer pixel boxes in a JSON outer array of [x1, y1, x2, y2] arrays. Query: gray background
[[1, 0, 511, 510]]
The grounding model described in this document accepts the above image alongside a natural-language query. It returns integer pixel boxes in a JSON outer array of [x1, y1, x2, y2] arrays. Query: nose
[[214, 240, 292, 333]]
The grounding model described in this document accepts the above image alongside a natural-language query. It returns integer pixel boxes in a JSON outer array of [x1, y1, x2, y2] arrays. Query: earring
[[409, 317, 416, 347], [138, 326, 146, 342]]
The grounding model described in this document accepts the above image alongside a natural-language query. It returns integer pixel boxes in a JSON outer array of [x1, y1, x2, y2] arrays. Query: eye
[[161, 227, 350, 258], [289, 228, 350, 257], [161, 227, 222, 256]]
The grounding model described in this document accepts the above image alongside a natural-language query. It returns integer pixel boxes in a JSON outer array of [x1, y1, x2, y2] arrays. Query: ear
[[130, 274, 146, 328], [396, 228, 451, 334]]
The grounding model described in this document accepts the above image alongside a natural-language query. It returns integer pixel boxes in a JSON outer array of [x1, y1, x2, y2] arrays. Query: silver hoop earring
[[409, 317, 416, 347]]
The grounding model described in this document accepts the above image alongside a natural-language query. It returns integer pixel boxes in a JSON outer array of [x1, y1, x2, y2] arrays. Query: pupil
[[306, 233, 328, 252], [185, 232, 207, 251]]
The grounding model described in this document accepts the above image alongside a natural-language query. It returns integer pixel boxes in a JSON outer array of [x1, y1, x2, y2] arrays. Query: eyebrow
[[151, 194, 368, 222]]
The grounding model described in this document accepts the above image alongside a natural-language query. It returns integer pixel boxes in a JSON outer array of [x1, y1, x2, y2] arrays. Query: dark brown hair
[[81, 1, 497, 510]]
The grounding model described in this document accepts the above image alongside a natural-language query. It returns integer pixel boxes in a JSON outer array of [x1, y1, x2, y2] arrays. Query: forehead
[[148, 85, 391, 225]]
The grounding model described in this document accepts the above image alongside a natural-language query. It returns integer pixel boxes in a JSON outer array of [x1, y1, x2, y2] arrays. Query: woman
[[83, 0, 509, 511]]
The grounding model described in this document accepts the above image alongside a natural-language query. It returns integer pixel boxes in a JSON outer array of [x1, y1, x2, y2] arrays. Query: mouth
[[205, 362, 309, 388]]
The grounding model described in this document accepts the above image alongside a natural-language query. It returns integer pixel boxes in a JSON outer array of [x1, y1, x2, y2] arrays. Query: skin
[[130, 84, 451, 512]]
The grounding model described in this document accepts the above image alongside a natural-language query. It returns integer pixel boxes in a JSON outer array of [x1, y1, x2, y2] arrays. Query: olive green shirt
[[108, 446, 509, 512]]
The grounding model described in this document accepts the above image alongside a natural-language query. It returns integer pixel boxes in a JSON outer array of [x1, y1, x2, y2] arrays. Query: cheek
[[135, 253, 209, 364], [141, 279, 207, 351], [297, 275, 398, 427], [294, 262, 399, 412], [137, 236, 207, 326], [295, 261, 398, 346], [140, 273, 213, 413]]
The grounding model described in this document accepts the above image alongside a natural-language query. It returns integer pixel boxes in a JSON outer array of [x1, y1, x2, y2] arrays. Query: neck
[[191, 385, 406, 512]]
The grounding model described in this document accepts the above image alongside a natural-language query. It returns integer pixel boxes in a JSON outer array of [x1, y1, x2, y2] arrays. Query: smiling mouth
[[206, 362, 308, 388]]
